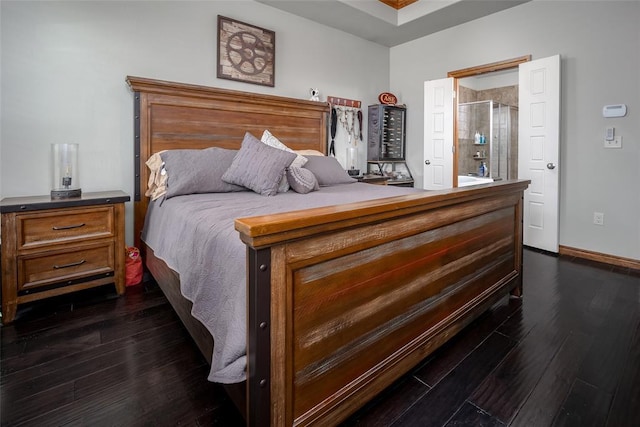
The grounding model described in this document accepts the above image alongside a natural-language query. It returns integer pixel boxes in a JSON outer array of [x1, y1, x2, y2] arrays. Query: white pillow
[[261, 130, 308, 192]]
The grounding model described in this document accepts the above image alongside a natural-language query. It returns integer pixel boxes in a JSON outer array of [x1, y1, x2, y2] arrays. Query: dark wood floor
[[2, 248, 639, 426]]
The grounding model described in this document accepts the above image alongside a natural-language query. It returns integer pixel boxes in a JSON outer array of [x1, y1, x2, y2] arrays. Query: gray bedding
[[141, 182, 423, 383]]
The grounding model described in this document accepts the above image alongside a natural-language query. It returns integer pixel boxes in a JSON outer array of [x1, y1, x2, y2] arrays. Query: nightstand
[[366, 161, 414, 187], [357, 175, 389, 185], [1, 190, 130, 324]]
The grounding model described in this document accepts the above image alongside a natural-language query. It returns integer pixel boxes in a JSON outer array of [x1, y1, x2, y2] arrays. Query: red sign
[[378, 92, 398, 105]]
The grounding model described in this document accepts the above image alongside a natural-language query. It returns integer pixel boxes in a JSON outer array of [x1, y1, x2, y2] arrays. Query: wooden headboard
[[126, 76, 329, 248]]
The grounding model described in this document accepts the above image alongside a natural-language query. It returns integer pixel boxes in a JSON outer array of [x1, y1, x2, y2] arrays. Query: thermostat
[[602, 104, 627, 118]]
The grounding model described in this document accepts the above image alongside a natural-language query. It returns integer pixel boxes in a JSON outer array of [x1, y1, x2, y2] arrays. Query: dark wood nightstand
[[357, 175, 389, 185], [1, 191, 130, 324]]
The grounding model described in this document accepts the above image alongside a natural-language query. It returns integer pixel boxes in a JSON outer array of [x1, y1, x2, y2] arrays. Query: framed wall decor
[[217, 15, 275, 87]]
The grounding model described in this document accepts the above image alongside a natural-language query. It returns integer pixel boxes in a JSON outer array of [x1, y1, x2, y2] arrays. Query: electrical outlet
[[593, 212, 604, 226], [604, 136, 622, 148]]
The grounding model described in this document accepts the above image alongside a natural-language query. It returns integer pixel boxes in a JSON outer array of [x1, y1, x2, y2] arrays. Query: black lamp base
[[51, 188, 82, 199]]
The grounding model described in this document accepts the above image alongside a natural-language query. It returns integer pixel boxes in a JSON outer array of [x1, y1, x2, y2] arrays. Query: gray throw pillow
[[161, 147, 246, 198], [303, 155, 357, 186], [286, 166, 319, 194], [222, 132, 297, 196]]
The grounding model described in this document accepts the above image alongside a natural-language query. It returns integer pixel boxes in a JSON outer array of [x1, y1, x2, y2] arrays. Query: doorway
[[424, 54, 562, 252], [456, 88, 518, 183], [447, 55, 531, 187]]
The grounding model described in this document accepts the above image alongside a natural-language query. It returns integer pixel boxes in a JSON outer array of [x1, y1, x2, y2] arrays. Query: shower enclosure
[[457, 100, 518, 182]]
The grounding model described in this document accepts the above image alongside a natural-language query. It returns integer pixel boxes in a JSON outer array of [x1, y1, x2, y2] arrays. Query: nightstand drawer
[[18, 242, 115, 292], [17, 207, 114, 250]]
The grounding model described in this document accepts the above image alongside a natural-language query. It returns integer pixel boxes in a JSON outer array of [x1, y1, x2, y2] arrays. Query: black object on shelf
[[367, 104, 407, 162]]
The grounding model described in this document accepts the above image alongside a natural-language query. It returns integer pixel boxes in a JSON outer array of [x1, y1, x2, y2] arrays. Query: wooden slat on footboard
[[236, 180, 528, 426]]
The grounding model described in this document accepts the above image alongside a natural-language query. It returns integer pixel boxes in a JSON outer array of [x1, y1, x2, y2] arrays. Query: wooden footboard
[[236, 180, 528, 426]]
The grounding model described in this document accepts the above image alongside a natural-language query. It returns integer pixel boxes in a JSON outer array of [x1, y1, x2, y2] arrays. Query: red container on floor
[[125, 246, 143, 286]]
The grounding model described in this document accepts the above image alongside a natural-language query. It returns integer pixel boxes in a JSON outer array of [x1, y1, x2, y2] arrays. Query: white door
[[424, 78, 454, 190], [518, 55, 561, 252]]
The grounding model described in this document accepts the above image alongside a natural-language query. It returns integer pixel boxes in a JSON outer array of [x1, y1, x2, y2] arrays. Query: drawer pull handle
[[53, 259, 86, 269], [52, 223, 86, 231]]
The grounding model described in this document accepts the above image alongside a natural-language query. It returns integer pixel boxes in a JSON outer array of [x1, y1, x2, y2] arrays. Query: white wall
[[3, 1, 638, 262], [0, 0, 389, 244], [390, 1, 640, 261]]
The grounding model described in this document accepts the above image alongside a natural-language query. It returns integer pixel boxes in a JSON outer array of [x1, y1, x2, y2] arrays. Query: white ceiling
[[255, 0, 530, 47]]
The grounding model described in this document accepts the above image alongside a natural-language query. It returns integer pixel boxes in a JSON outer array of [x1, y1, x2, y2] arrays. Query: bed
[[127, 76, 529, 426]]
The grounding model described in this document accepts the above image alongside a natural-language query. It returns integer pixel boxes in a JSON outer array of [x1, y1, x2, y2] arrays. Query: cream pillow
[[295, 149, 325, 156], [261, 130, 308, 192]]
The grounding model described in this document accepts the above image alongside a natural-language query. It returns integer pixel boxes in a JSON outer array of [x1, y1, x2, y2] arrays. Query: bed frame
[[127, 76, 529, 426]]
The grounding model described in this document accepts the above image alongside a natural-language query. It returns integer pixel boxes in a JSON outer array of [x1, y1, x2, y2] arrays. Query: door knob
[[546, 162, 556, 170], [425, 160, 431, 165]]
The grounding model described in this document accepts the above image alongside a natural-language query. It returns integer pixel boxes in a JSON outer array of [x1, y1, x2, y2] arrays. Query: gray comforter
[[141, 182, 422, 383]]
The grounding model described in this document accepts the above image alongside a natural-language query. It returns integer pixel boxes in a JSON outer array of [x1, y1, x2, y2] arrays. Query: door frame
[[447, 55, 531, 187]]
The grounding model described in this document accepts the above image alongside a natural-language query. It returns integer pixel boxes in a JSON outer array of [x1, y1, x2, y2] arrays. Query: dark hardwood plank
[[2, 319, 184, 404], [24, 358, 238, 426], [552, 379, 612, 427], [342, 375, 431, 426], [392, 332, 516, 427], [1, 301, 176, 378], [468, 251, 626, 424], [572, 275, 640, 396], [2, 322, 205, 425], [469, 307, 569, 423], [446, 402, 505, 427], [2, 287, 243, 426], [414, 296, 521, 387], [72, 334, 207, 400], [1, 381, 77, 426], [509, 331, 592, 426], [605, 311, 640, 426], [1, 282, 165, 350], [494, 255, 561, 341]]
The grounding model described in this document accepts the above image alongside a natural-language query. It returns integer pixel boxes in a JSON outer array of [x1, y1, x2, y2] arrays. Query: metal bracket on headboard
[[133, 92, 141, 202]]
